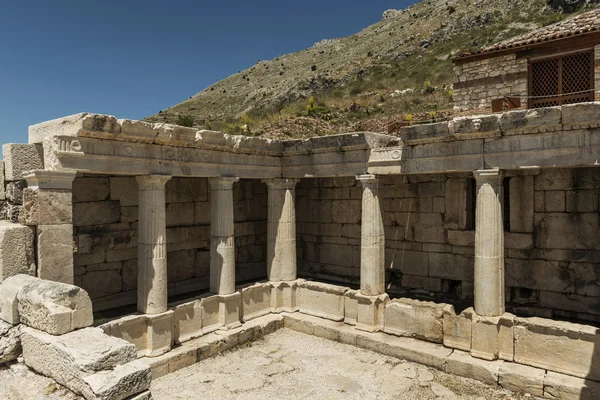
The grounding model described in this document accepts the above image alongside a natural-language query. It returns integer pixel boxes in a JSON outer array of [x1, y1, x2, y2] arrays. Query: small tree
[[176, 114, 194, 127]]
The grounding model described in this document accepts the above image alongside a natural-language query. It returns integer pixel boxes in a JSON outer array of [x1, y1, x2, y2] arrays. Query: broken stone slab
[[28, 113, 121, 144], [0, 274, 39, 324], [17, 279, 93, 335], [562, 102, 600, 129], [22, 326, 149, 400], [0, 222, 35, 282], [0, 319, 22, 364], [399, 121, 451, 143], [37, 224, 74, 284], [499, 106, 562, 135], [83, 360, 152, 400], [383, 298, 445, 343], [1, 144, 44, 181], [448, 114, 501, 137]]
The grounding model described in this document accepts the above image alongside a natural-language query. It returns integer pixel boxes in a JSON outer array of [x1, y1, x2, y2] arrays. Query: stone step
[[21, 326, 151, 400]]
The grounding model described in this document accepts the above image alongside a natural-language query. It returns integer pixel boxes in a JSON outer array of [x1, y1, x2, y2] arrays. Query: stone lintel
[[23, 170, 77, 190]]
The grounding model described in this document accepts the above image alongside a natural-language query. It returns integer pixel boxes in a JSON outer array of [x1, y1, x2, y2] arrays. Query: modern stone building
[[453, 7, 600, 111], [1, 12, 600, 400]]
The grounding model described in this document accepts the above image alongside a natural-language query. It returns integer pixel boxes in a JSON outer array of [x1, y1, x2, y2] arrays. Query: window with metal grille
[[528, 50, 594, 108]]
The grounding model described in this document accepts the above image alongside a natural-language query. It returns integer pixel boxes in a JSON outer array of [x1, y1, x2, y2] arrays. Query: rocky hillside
[[144, 0, 598, 138]]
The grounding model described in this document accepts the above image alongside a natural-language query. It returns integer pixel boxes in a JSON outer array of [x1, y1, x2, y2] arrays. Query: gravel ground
[[152, 329, 541, 400]]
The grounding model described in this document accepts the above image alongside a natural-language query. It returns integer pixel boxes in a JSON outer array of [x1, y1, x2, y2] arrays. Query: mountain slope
[[144, 0, 597, 137]]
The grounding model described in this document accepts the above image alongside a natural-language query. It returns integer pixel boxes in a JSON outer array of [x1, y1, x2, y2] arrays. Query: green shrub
[[176, 114, 195, 127]]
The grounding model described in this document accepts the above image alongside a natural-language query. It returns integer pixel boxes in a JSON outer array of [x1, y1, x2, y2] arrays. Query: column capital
[[473, 168, 505, 183], [136, 174, 172, 190], [262, 178, 299, 190], [24, 170, 77, 190], [356, 174, 379, 188], [208, 177, 239, 190]]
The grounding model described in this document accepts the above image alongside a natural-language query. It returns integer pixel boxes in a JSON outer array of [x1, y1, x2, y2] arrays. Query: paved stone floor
[[152, 329, 539, 400]]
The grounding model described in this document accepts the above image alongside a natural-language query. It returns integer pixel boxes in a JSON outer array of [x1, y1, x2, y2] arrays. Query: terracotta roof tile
[[456, 7, 600, 59]]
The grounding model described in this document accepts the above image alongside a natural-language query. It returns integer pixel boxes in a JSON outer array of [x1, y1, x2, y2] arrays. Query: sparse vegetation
[[176, 114, 195, 127], [145, 0, 589, 138]]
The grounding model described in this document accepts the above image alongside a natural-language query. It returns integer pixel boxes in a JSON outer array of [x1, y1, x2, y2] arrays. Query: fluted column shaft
[[209, 177, 239, 295], [264, 179, 299, 282], [357, 174, 385, 296], [137, 175, 171, 314], [474, 169, 505, 317]]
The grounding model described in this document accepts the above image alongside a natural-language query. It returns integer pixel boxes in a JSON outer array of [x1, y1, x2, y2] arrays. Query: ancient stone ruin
[[0, 102, 598, 399]]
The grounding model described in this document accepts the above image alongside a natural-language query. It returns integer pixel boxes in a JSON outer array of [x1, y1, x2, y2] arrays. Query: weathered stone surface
[[445, 349, 503, 385], [544, 370, 600, 400], [81, 270, 122, 299], [0, 222, 35, 282], [298, 281, 347, 321], [0, 274, 39, 324], [498, 363, 544, 396], [111, 177, 139, 207], [383, 298, 444, 343], [84, 361, 152, 400], [20, 189, 72, 225], [21, 326, 149, 400], [73, 177, 110, 203], [173, 300, 202, 344], [0, 319, 22, 364], [28, 113, 92, 144], [17, 279, 93, 335], [241, 282, 271, 321], [471, 314, 500, 361], [499, 106, 561, 135], [442, 306, 473, 352], [146, 311, 174, 357], [5, 181, 27, 204], [37, 224, 74, 284], [535, 213, 600, 250], [73, 201, 121, 227], [514, 317, 600, 381], [2, 144, 43, 181]]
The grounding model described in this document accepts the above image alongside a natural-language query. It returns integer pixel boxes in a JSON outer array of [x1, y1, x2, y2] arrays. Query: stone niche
[[72, 175, 268, 311]]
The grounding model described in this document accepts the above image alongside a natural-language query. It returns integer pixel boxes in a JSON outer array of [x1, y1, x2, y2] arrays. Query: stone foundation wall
[[453, 53, 528, 111], [296, 168, 600, 323], [73, 176, 267, 311]]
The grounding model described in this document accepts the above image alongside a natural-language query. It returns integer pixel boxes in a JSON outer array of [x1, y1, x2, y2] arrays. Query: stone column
[[21, 170, 77, 284], [209, 177, 239, 295], [357, 174, 385, 296], [473, 168, 505, 317], [264, 178, 299, 282], [136, 175, 171, 315]]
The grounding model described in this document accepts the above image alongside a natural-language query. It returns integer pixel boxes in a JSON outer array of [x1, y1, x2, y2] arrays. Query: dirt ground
[[152, 329, 541, 400]]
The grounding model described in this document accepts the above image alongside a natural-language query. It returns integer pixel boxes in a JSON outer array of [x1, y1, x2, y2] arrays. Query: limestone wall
[[297, 168, 600, 323], [453, 53, 528, 111], [72, 176, 267, 311]]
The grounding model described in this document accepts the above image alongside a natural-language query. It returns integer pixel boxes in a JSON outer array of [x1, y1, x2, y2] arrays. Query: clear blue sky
[[0, 0, 415, 153]]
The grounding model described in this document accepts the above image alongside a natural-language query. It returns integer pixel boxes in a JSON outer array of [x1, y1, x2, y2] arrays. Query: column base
[[218, 292, 242, 330], [146, 310, 174, 357], [355, 293, 389, 333], [270, 280, 302, 313]]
